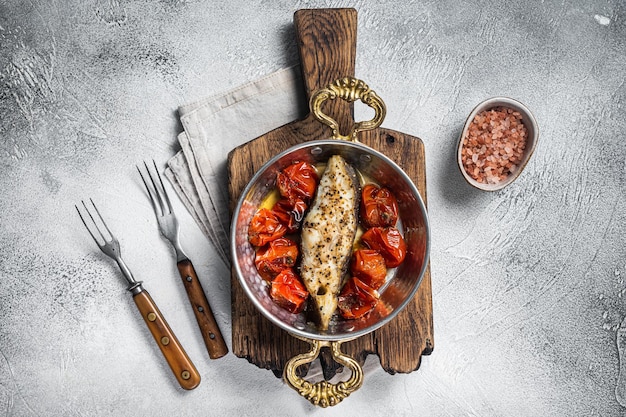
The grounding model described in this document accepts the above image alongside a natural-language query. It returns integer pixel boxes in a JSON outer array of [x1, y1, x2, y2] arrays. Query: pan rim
[[230, 139, 431, 342]]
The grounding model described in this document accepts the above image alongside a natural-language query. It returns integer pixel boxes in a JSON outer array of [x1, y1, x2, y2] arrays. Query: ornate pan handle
[[283, 339, 364, 407], [310, 77, 387, 142]]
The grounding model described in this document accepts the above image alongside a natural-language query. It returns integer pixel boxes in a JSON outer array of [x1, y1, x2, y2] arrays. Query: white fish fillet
[[300, 155, 359, 330]]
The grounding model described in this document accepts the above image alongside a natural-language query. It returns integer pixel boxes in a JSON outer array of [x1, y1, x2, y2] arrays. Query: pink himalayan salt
[[461, 106, 527, 185]]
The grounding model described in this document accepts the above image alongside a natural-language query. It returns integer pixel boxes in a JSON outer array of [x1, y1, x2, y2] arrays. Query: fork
[[138, 160, 228, 359], [76, 199, 201, 390]]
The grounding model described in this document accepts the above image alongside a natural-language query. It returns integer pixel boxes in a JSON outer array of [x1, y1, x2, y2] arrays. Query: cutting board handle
[[294, 8, 357, 136]]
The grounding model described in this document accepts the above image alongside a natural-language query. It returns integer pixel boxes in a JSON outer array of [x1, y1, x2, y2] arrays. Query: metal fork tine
[[144, 160, 169, 216], [137, 164, 161, 216], [140, 160, 168, 217], [82, 199, 108, 243], [151, 159, 173, 215], [86, 198, 114, 242], [76, 202, 102, 247]]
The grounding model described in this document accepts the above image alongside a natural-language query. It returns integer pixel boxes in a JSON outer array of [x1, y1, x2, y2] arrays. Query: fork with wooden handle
[[76, 199, 201, 390], [138, 160, 228, 359]]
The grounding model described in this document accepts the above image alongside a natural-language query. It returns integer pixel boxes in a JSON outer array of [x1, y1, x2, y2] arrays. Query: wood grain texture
[[133, 290, 201, 390], [227, 8, 433, 379], [295, 8, 356, 137], [177, 259, 229, 359]]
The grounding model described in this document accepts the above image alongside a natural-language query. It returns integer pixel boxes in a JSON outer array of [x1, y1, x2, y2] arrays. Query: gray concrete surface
[[1, 0, 625, 415]]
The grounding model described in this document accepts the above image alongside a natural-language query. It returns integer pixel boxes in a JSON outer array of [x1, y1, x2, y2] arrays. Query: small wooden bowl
[[457, 97, 538, 191]]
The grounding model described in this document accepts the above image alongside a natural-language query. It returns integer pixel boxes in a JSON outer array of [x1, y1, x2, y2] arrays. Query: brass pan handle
[[283, 340, 363, 407], [310, 77, 387, 142]]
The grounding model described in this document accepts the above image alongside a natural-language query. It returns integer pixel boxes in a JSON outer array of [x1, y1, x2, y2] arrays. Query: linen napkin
[[165, 66, 308, 266]]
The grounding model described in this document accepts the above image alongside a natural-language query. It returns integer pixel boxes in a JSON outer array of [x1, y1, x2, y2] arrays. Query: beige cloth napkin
[[165, 66, 308, 266]]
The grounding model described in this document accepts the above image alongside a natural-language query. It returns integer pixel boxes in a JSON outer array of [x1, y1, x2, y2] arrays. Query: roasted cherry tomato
[[254, 238, 299, 281], [361, 184, 399, 228], [338, 277, 380, 319], [272, 198, 307, 233], [270, 269, 309, 314], [248, 208, 287, 247], [360, 227, 407, 268], [276, 161, 318, 204], [350, 249, 387, 290]]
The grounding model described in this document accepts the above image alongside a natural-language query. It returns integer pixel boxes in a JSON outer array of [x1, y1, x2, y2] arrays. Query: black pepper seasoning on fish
[[300, 155, 360, 330]]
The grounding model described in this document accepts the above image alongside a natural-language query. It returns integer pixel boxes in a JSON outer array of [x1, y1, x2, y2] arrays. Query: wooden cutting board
[[227, 8, 433, 379]]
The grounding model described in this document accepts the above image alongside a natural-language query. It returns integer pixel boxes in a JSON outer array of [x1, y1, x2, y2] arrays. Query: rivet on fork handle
[[133, 290, 201, 390], [177, 259, 228, 359]]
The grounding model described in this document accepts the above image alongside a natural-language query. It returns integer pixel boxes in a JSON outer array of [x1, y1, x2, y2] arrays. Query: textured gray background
[[1, 0, 625, 416]]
